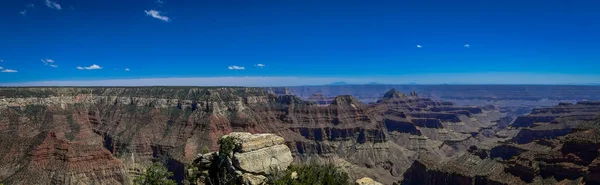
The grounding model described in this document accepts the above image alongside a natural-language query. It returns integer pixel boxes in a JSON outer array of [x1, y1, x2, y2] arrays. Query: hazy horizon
[[2, 73, 600, 87]]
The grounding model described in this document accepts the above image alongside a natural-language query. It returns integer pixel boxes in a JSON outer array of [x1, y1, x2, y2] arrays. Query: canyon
[[0, 86, 598, 184]]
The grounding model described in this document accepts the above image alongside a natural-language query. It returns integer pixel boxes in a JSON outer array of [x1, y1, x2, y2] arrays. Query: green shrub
[[201, 146, 210, 154], [218, 136, 237, 156], [268, 163, 351, 185], [134, 162, 177, 185]]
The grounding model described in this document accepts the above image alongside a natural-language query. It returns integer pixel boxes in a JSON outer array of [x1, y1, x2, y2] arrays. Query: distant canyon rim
[[0, 85, 599, 184]]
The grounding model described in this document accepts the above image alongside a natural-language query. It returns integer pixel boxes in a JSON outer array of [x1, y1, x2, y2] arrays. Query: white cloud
[[45, 0, 61, 10], [26, 4, 35, 8], [0, 66, 3, 69], [228, 66, 245, 70], [125, 68, 130, 71], [416, 45, 422, 48], [2, 69, 17, 73], [464, 44, 470, 48], [41, 59, 58, 67], [144, 10, 170, 22], [19, 10, 27, 15], [156, 0, 164, 4], [77, 64, 102, 70], [255, 64, 265, 67], [41, 59, 54, 64]]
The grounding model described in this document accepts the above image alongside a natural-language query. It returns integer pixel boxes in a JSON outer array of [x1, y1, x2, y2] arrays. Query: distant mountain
[[328, 81, 349, 85]]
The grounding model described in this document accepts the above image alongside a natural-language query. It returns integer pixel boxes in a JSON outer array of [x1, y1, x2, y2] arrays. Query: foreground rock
[[226, 132, 293, 175], [192, 132, 293, 185]]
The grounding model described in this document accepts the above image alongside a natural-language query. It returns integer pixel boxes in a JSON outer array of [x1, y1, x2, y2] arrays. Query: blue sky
[[1, 0, 599, 85]]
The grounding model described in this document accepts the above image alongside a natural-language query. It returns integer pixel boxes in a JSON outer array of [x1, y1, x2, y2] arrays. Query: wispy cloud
[[19, 4, 34, 15], [1, 69, 17, 73], [0, 66, 3, 69], [41, 59, 58, 67], [464, 44, 470, 48], [416, 45, 422, 48], [156, 0, 164, 4], [228, 66, 245, 70], [77, 64, 102, 70], [45, 0, 61, 10], [125, 68, 130, 71], [255, 64, 265, 68], [144, 10, 170, 22], [41, 59, 54, 64], [0, 59, 3, 62]]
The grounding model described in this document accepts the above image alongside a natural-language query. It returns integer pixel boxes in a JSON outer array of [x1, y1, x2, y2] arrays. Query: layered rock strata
[[401, 101, 600, 185], [0, 87, 507, 184], [193, 132, 293, 185]]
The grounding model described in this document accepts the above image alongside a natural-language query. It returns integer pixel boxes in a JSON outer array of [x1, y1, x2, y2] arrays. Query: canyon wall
[[0, 87, 514, 184]]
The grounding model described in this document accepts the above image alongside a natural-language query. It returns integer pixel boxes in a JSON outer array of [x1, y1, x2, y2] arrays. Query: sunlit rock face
[[0, 87, 509, 184]]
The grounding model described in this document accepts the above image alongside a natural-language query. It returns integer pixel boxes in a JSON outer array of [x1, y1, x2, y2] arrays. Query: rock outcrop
[[382, 88, 406, 100], [226, 133, 293, 175], [192, 132, 293, 185]]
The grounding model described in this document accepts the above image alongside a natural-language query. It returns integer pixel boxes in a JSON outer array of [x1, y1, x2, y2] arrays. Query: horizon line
[[1, 73, 600, 87]]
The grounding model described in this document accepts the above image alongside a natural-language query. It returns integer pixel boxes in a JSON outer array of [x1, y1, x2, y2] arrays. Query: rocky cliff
[[0, 87, 508, 184], [401, 101, 600, 185]]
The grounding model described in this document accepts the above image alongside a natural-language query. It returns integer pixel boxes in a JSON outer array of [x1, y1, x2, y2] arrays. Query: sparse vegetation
[[134, 162, 177, 185], [218, 136, 237, 158], [201, 146, 210, 154]]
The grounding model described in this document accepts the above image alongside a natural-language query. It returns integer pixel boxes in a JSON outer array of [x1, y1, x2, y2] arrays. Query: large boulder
[[197, 132, 293, 185], [233, 144, 293, 175]]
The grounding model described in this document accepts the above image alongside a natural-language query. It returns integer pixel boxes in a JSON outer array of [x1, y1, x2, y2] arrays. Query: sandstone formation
[[192, 132, 293, 185], [226, 132, 293, 175], [0, 87, 516, 184]]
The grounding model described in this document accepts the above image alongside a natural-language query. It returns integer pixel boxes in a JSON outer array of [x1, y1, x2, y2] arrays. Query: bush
[[134, 162, 177, 185], [268, 163, 351, 185], [218, 136, 237, 157]]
